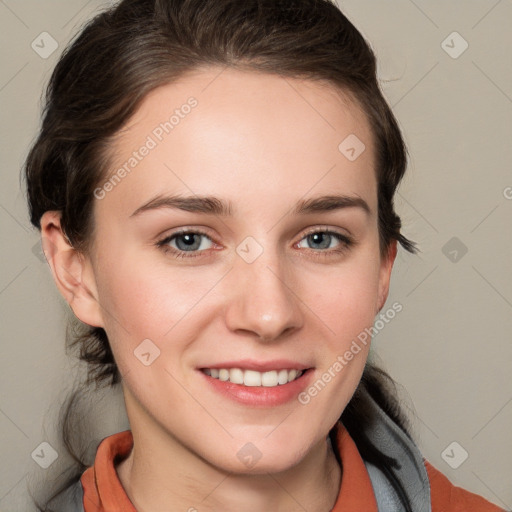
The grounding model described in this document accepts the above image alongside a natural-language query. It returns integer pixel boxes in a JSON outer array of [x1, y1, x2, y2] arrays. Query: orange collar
[[80, 422, 378, 511]]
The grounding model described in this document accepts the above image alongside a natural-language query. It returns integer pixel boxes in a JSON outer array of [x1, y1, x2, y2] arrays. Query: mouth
[[200, 367, 307, 387], [197, 365, 314, 407]]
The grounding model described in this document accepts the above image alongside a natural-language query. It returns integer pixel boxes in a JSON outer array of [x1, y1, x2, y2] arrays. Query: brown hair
[[23, 0, 419, 510]]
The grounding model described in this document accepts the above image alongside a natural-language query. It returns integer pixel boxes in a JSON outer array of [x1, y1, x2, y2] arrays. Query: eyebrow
[[129, 193, 371, 218]]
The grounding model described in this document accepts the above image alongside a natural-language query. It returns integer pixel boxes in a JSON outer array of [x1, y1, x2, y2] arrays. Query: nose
[[224, 249, 304, 342]]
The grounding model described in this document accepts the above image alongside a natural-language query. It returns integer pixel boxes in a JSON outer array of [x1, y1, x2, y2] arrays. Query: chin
[[207, 437, 314, 476], [219, 454, 305, 476]]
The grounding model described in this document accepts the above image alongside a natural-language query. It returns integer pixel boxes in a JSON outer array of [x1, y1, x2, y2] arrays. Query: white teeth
[[261, 370, 278, 387], [229, 368, 244, 384], [244, 370, 261, 387], [202, 367, 305, 387], [277, 369, 288, 385]]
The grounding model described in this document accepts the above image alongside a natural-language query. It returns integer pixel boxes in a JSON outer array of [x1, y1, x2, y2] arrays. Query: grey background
[[1, 0, 511, 510]]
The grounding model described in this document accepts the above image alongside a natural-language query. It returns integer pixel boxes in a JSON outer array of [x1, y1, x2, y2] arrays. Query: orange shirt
[[80, 425, 506, 511]]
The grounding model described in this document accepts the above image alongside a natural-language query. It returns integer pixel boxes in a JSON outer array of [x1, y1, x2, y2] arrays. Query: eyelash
[[155, 227, 354, 260]]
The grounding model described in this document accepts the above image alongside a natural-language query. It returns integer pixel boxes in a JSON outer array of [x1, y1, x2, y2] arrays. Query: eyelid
[[300, 225, 352, 240], [294, 227, 354, 256], [156, 225, 354, 259], [156, 228, 217, 254]]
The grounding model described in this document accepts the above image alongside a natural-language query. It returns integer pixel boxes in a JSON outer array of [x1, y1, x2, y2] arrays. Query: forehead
[[99, 66, 377, 218]]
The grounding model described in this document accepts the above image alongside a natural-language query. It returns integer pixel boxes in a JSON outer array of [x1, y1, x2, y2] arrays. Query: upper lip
[[199, 359, 312, 372]]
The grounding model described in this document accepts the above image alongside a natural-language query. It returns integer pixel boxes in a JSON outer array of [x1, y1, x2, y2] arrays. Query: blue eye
[[157, 229, 214, 258], [156, 228, 354, 260], [297, 230, 352, 252]]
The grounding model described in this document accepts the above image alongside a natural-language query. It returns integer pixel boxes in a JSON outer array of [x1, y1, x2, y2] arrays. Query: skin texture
[[41, 66, 397, 512]]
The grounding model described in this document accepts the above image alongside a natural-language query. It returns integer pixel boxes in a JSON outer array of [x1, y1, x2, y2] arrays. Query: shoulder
[[356, 390, 508, 512], [424, 459, 507, 512]]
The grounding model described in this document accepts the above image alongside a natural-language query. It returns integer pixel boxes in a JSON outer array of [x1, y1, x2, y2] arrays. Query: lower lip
[[199, 369, 314, 407]]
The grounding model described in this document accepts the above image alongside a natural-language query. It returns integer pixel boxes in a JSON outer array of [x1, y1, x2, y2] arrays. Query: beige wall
[[1, 0, 511, 510]]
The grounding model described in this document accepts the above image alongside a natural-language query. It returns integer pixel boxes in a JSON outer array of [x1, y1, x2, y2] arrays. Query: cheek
[[298, 263, 378, 414], [95, 246, 196, 327], [307, 256, 381, 343], [93, 253, 218, 367], [94, 231, 381, 371]]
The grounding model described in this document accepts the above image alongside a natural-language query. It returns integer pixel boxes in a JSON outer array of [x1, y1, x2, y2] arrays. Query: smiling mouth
[[200, 368, 308, 387]]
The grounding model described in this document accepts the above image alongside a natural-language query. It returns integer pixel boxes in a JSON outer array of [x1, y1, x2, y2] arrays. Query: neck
[[117, 426, 342, 512]]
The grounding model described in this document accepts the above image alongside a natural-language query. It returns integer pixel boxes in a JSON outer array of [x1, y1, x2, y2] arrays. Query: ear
[[376, 239, 398, 314], [40, 211, 104, 328]]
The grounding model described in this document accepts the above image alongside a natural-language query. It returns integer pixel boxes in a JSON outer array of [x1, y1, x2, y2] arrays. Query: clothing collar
[[362, 391, 432, 512], [67, 392, 431, 511]]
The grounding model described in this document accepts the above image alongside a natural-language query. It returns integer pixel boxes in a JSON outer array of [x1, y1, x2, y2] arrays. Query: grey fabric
[[363, 392, 432, 512], [365, 462, 406, 510], [57, 395, 432, 512]]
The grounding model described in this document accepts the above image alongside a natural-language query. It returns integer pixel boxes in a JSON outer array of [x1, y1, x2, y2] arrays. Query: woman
[[24, 0, 507, 510]]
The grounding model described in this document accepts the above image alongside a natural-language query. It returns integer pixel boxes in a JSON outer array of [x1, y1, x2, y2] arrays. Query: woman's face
[[85, 67, 395, 473]]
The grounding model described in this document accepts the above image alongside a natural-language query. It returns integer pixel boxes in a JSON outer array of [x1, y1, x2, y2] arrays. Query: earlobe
[[40, 211, 104, 328], [376, 239, 398, 314]]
